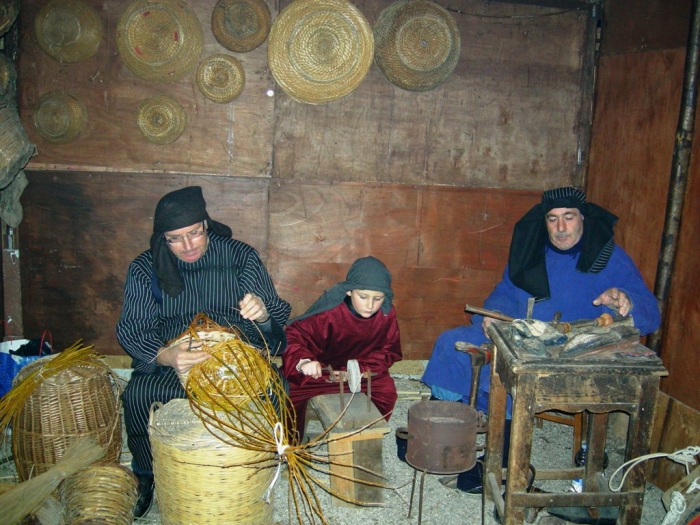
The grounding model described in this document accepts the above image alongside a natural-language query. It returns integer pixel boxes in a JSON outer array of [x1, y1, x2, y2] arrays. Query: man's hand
[[239, 293, 270, 323], [300, 360, 323, 379], [593, 287, 632, 316], [156, 338, 210, 374]]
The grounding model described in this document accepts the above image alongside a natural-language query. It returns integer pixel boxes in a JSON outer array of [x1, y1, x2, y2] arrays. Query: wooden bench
[[307, 393, 391, 507]]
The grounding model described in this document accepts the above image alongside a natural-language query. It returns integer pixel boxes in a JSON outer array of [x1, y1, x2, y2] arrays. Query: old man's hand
[[593, 287, 632, 316], [156, 338, 210, 374], [239, 293, 270, 323]]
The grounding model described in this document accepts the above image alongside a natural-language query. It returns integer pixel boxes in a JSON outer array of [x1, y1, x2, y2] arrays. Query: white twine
[[264, 421, 289, 503], [661, 491, 687, 525], [688, 476, 700, 494], [609, 446, 700, 493]]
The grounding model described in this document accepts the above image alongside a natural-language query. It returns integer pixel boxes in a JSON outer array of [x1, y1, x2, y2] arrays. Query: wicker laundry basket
[[11, 354, 122, 481], [149, 398, 276, 525]]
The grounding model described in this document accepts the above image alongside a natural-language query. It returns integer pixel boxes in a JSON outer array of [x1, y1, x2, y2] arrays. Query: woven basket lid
[[137, 94, 186, 145], [196, 54, 245, 103], [211, 0, 271, 53], [267, 0, 374, 105], [34, 0, 103, 63], [33, 90, 87, 144], [117, 0, 203, 82], [374, 0, 461, 92], [0, 0, 19, 38]]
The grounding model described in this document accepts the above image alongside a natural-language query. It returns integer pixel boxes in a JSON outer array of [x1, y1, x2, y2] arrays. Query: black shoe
[[134, 473, 154, 518]]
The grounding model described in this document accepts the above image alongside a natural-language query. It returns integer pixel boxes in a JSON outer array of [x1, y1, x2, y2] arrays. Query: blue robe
[[421, 244, 660, 413]]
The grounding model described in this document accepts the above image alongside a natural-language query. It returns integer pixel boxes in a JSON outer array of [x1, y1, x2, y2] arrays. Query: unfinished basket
[[150, 399, 275, 525], [11, 354, 122, 481], [60, 463, 138, 525]]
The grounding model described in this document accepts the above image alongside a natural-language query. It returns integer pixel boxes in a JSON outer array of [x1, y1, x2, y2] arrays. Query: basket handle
[[148, 401, 164, 427]]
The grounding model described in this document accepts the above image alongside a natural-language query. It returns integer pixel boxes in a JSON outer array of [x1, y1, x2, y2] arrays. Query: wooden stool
[[482, 322, 667, 525], [535, 411, 584, 463], [308, 393, 390, 507]]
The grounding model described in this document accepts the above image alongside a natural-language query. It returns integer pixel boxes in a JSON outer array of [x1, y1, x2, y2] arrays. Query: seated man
[[422, 186, 661, 492], [281, 256, 403, 443], [116, 186, 291, 517]]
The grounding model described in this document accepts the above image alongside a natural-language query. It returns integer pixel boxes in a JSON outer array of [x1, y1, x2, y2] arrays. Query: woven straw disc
[[117, 0, 203, 82], [211, 0, 271, 53], [137, 94, 186, 145], [33, 90, 87, 144], [268, 0, 374, 104], [196, 54, 245, 103], [374, 0, 461, 92], [0, 0, 19, 38], [34, 0, 103, 63]]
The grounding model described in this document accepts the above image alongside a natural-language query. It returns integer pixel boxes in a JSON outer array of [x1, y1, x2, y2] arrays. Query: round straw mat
[[150, 399, 275, 524], [60, 464, 138, 525], [267, 0, 374, 104], [117, 0, 203, 82], [11, 354, 122, 482], [0, 0, 19, 38], [137, 93, 186, 145], [33, 90, 87, 144], [196, 54, 245, 103], [34, 0, 103, 63], [211, 0, 271, 53], [374, 0, 461, 92]]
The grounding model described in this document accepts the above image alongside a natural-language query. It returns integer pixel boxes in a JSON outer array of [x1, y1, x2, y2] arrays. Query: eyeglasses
[[164, 224, 206, 245]]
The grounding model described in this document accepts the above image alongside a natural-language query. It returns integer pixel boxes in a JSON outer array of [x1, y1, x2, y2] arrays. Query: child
[[281, 256, 402, 441]]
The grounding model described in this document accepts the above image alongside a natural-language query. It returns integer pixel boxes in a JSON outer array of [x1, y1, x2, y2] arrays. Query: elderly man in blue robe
[[421, 186, 661, 493]]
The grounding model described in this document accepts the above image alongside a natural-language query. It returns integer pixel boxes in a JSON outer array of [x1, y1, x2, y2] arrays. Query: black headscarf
[[150, 186, 233, 298], [287, 256, 394, 324], [508, 187, 618, 300]]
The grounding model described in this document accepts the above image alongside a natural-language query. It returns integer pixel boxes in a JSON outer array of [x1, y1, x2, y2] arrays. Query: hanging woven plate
[[267, 0, 374, 105], [374, 0, 461, 92], [211, 0, 271, 53], [196, 54, 245, 103], [33, 90, 87, 144], [0, 0, 19, 38], [34, 0, 103, 63], [117, 0, 203, 82], [137, 94, 186, 145]]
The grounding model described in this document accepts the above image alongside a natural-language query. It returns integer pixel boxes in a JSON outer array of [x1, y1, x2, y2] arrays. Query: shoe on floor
[[134, 473, 154, 518]]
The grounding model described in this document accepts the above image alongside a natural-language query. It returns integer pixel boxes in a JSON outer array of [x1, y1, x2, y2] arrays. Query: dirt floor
[[1, 375, 671, 525]]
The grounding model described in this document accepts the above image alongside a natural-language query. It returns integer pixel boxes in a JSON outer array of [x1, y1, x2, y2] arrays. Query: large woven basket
[[374, 0, 461, 92], [60, 463, 138, 525], [117, 0, 203, 82], [11, 354, 122, 481], [34, 0, 103, 63], [211, 0, 271, 53], [137, 93, 186, 145], [33, 90, 87, 144], [267, 0, 374, 104], [196, 54, 245, 103], [0, 105, 35, 186], [150, 399, 275, 525]]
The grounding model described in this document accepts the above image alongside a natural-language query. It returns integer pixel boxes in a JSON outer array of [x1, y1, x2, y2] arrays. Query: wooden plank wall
[[14, 0, 595, 357]]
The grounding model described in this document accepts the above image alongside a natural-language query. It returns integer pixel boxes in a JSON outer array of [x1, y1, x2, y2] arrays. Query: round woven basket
[[34, 0, 103, 63], [117, 0, 203, 82], [137, 94, 186, 145], [0, 0, 19, 38], [33, 90, 87, 144], [374, 0, 461, 92], [0, 106, 35, 186], [211, 0, 271, 53], [60, 463, 138, 525], [196, 54, 245, 103], [11, 354, 122, 481], [267, 0, 374, 104], [150, 399, 275, 525]]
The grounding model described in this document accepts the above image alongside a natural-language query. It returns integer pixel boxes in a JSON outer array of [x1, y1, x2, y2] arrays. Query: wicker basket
[[0, 53, 17, 102], [11, 354, 122, 481], [117, 0, 203, 82], [34, 0, 103, 63], [267, 0, 374, 104], [196, 54, 245, 103], [374, 0, 461, 92], [211, 0, 271, 53], [60, 463, 138, 525], [33, 90, 87, 144], [137, 93, 186, 145], [0, 0, 19, 38], [0, 105, 35, 186], [150, 399, 275, 525]]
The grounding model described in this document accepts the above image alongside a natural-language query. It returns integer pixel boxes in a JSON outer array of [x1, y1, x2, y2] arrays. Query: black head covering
[[288, 256, 394, 324], [508, 187, 618, 300], [150, 186, 232, 298]]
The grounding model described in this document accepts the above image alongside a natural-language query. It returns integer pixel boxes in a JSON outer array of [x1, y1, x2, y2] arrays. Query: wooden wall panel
[[19, 0, 276, 176], [19, 172, 271, 353]]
